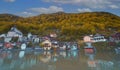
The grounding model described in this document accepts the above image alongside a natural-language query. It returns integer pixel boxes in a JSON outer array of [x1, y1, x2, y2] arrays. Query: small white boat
[[84, 46, 95, 54], [21, 43, 27, 50]]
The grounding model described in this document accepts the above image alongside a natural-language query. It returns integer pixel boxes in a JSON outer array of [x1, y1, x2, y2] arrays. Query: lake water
[[0, 50, 119, 70]]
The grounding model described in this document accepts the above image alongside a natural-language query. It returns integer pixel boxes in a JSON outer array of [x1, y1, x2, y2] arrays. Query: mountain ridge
[[0, 11, 119, 18], [0, 12, 120, 41]]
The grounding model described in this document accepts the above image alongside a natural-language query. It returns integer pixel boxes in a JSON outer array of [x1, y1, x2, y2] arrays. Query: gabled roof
[[111, 32, 120, 37], [9, 26, 23, 35]]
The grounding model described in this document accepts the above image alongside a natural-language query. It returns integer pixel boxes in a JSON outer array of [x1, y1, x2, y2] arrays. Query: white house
[[27, 33, 32, 39], [93, 34, 106, 42], [0, 34, 6, 38], [83, 34, 106, 43], [50, 33, 57, 38], [83, 36, 94, 43], [41, 40, 52, 50], [7, 26, 23, 37], [4, 37, 12, 42], [33, 38, 40, 43]]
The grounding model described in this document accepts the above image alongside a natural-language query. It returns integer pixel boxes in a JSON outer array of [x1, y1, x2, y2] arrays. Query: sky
[[0, 0, 120, 17]]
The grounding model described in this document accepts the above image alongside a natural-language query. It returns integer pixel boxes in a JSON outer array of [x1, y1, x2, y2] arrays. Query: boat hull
[[84, 47, 95, 54]]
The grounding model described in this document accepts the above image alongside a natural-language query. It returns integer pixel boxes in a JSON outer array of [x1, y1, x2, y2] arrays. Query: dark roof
[[111, 32, 120, 37]]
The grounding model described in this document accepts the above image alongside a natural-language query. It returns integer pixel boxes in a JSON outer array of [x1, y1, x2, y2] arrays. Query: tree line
[[0, 12, 120, 41]]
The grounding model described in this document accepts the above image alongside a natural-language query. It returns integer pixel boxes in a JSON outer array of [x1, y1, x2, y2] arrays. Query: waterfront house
[[51, 41, 59, 50], [34, 38, 40, 43], [83, 35, 94, 43], [41, 39, 52, 50], [0, 34, 6, 38], [84, 34, 106, 43], [4, 37, 12, 42], [109, 32, 120, 42], [62, 42, 79, 51], [70, 43, 78, 51], [32, 36, 41, 43], [84, 35, 95, 53], [7, 26, 23, 38], [93, 34, 106, 42], [4, 42, 13, 49], [59, 42, 67, 50], [109, 32, 120, 46], [27, 33, 32, 40], [50, 33, 57, 38]]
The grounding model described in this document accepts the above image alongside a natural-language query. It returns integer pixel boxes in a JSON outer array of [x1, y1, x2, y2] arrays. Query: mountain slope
[[0, 14, 22, 22], [23, 12, 120, 24], [0, 12, 120, 41]]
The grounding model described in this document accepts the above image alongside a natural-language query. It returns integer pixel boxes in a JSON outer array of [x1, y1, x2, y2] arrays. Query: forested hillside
[[0, 12, 120, 41]]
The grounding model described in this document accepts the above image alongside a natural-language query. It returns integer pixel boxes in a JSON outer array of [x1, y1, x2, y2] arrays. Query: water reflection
[[84, 51, 115, 70], [0, 50, 120, 70], [19, 51, 25, 58], [0, 50, 80, 70], [85, 52, 96, 68]]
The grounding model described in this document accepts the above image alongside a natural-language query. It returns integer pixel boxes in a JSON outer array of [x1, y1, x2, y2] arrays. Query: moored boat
[[84, 47, 95, 54], [20, 43, 27, 50]]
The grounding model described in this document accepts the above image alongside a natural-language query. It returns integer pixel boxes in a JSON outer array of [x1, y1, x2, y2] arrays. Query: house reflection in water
[[40, 51, 52, 63], [85, 51, 114, 70], [85, 51, 96, 68], [19, 51, 25, 58], [0, 50, 120, 70], [0, 50, 79, 70]]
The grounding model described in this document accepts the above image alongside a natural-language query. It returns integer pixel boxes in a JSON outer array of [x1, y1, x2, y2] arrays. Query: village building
[[27, 32, 32, 40], [109, 32, 120, 42], [50, 33, 57, 38], [83, 34, 106, 43], [109, 32, 120, 46], [4, 42, 13, 49], [83, 35, 94, 43], [0, 34, 6, 38], [93, 34, 106, 42], [4, 37, 12, 42], [7, 26, 23, 38], [33, 37, 40, 43], [41, 39, 52, 50], [51, 41, 59, 50], [32, 35, 42, 43]]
